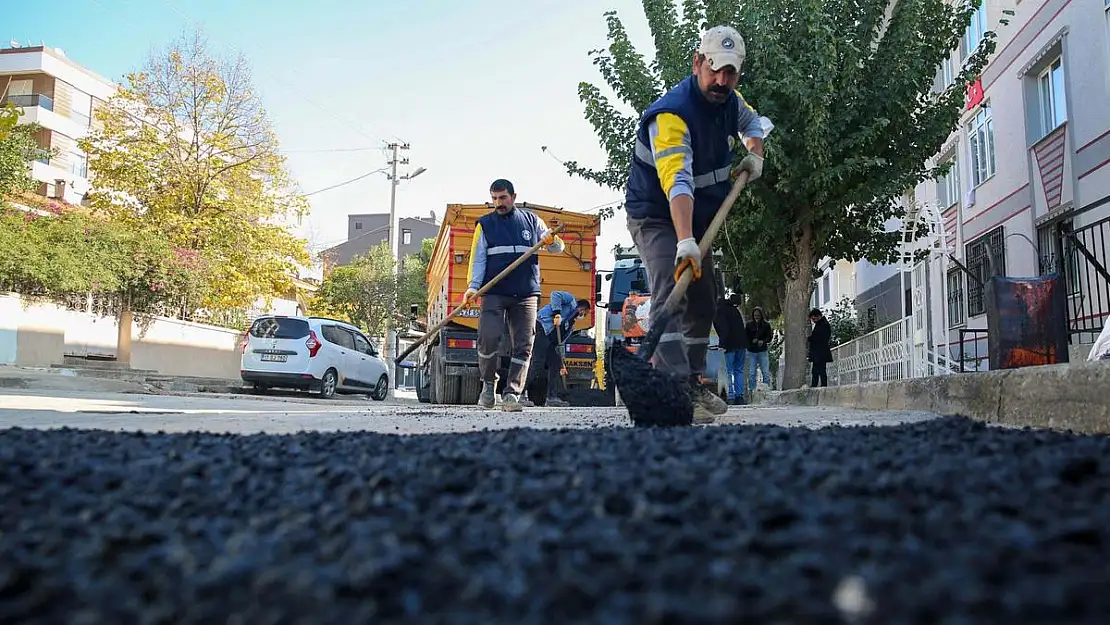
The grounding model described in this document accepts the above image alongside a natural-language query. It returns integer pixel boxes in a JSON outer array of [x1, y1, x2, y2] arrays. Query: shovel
[[394, 223, 566, 365], [635, 170, 752, 363]]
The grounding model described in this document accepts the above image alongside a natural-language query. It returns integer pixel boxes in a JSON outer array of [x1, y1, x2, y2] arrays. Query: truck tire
[[431, 350, 461, 404], [459, 369, 481, 406], [417, 363, 431, 403]]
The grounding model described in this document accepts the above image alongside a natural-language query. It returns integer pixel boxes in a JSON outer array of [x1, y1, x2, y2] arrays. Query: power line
[[302, 167, 389, 197], [282, 146, 384, 154]]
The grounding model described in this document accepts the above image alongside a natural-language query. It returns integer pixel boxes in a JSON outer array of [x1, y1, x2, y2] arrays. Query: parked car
[[240, 315, 390, 400]]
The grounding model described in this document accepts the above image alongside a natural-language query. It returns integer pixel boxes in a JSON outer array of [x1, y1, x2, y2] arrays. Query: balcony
[[2, 93, 54, 112]]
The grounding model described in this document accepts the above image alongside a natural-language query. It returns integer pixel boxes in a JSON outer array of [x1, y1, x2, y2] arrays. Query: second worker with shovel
[[465, 178, 565, 411], [623, 25, 772, 424]]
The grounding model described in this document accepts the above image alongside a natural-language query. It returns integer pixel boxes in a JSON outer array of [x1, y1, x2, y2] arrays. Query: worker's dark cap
[[490, 178, 515, 194]]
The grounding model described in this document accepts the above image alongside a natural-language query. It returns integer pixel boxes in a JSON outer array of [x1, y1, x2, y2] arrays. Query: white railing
[[827, 319, 911, 385], [826, 318, 974, 386]]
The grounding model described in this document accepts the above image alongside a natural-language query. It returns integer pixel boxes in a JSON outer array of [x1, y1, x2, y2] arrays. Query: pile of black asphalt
[[3, 416, 1109, 624]]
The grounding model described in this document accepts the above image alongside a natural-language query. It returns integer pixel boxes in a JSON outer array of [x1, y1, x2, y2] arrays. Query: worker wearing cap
[[465, 178, 565, 411], [623, 25, 772, 424]]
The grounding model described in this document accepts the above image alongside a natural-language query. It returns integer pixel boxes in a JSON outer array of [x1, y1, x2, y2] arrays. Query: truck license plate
[[563, 358, 593, 368], [261, 354, 288, 362]]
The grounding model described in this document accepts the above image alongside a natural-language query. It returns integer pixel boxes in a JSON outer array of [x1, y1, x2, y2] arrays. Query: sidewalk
[[758, 360, 1110, 434], [0, 365, 421, 407]]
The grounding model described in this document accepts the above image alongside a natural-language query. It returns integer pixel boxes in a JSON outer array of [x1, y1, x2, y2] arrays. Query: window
[[249, 317, 309, 339], [1039, 219, 1081, 295], [69, 88, 91, 127], [1037, 58, 1066, 136], [964, 2, 987, 58], [965, 226, 1006, 316], [822, 273, 831, 305], [941, 55, 954, 89], [354, 221, 362, 230], [947, 268, 966, 327], [7, 79, 32, 97], [937, 156, 960, 208], [402, 229, 412, 245], [68, 151, 87, 178], [968, 105, 995, 186]]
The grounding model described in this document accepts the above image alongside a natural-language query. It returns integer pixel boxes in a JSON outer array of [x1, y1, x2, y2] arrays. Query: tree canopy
[[562, 0, 996, 388], [79, 28, 310, 313], [312, 238, 436, 339]]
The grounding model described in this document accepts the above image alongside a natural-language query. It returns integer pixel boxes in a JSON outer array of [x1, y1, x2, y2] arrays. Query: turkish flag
[[966, 78, 984, 110]]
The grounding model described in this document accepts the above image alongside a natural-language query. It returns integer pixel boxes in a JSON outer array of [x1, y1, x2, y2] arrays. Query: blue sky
[[8, 0, 662, 271]]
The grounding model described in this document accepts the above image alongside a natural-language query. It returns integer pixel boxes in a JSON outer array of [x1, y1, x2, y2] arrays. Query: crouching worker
[[530, 291, 590, 407], [464, 178, 564, 411]]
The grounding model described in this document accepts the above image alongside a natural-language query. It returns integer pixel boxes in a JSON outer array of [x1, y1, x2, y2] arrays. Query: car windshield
[[608, 265, 649, 308], [249, 317, 310, 339]]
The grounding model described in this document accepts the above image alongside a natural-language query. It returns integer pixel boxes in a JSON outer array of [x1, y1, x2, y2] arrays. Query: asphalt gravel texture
[[607, 341, 694, 426], [3, 416, 1110, 624]]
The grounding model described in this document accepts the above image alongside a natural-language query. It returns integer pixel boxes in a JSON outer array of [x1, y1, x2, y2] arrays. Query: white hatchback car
[[239, 315, 390, 400]]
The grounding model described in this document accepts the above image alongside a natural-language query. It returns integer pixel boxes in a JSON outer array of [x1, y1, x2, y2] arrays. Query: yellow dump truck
[[414, 202, 601, 405]]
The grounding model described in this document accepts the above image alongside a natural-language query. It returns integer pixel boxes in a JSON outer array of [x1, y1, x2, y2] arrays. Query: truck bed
[[425, 202, 601, 332]]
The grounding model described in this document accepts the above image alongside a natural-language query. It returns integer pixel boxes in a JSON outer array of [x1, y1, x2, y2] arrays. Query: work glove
[[732, 153, 763, 182], [673, 237, 702, 282], [540, 229, 556, 247], [463, 287, 479, 303]]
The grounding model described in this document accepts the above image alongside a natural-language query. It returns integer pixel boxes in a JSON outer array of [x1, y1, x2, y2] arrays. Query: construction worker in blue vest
[[623, 25, 773, 424], [530, 290, 591, 407], [464, 179, 565, 411]]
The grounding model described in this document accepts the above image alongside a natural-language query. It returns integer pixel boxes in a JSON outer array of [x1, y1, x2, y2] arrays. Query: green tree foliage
[[311, 243, 399, 338], [824, 296, 867, 347], [396, 237, 436, 317], [0, 116, 49, 200], [0, 204, 204, 310], [0, 101, 22, 142], [562, 0, 996, 388], [78, 28, 310, 313]]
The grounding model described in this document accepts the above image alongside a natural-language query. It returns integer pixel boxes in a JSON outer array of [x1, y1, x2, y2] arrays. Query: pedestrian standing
[[745, 306, 773, 392], [713, 294, 748, 404], [808, 308, 833, 387], [464, 179, 564, 411]]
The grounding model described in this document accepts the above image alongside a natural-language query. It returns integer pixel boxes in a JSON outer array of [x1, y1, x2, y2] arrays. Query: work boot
[[478, 383, 496, 409], [687, 381, 728, 424], [546, 396, 570, 408], [501, 392, 523, 412]]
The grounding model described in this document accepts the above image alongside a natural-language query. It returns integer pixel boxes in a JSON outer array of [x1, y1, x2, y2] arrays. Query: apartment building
[[836, 0, 1110, 369], [0, 43, 116, 206], [321, 212, 441, 269]]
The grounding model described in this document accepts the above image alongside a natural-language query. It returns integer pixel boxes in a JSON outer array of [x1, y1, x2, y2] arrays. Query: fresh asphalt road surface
[[3, 389, 1109, 623], [0, 389, 938, 434]]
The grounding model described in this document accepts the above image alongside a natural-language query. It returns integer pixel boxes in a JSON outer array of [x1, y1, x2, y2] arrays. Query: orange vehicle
[[415, 202, 601, 405]]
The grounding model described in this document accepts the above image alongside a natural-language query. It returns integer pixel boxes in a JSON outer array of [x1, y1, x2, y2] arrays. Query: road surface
[[2, 388, 1109, 623]]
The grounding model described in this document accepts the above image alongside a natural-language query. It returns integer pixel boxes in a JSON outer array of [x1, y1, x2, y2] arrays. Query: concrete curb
[[759, 361, 1110, 434]]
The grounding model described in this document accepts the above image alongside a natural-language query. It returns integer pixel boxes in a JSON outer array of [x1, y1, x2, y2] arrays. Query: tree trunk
[[116, 299, 133, 367], [781, 223, 816, 390]]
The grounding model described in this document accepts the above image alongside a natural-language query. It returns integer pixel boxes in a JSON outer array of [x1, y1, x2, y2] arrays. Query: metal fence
[[1063, 215, 1110, 338], [827, 318, 911, 386]]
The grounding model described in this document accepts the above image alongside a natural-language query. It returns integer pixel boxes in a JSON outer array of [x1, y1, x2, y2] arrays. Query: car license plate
[[261, 353, 288, 362]]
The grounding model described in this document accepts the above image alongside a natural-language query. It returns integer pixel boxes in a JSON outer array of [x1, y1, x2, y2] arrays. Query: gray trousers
[[627, 215, 717, 380], [477, 293, 538, 394]]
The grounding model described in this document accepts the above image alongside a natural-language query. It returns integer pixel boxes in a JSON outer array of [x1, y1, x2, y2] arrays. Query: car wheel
[[318, 368, 338, 399], [371, 374, 389, 401]]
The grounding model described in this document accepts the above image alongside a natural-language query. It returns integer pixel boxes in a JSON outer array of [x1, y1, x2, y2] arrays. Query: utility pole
[[383, 142, 426, 395]]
